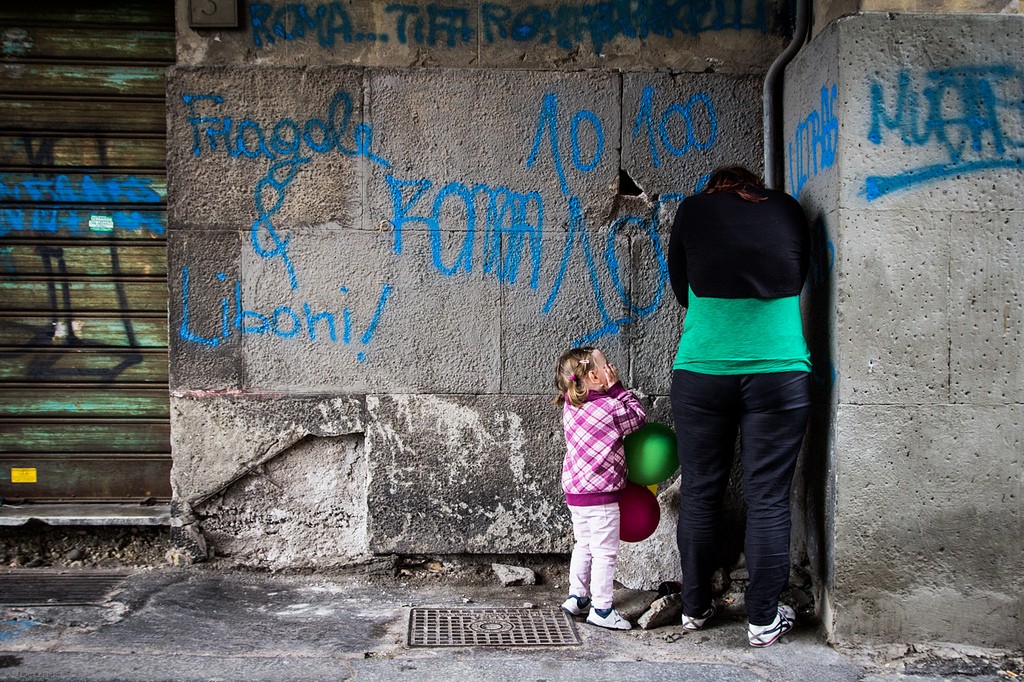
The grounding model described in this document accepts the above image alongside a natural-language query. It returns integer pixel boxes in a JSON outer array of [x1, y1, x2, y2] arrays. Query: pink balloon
[[619, 482, 660, 542]]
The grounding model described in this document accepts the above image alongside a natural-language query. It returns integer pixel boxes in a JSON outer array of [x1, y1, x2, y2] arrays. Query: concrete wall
[[168, 1, 1023, 648], [810, 0, 1020, 39], [168, 0, 783, 570], [785, 13, 1023, 648]]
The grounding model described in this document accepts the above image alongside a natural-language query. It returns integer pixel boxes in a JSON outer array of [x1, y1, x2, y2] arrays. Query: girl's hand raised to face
[[602, 363, 619, 388]]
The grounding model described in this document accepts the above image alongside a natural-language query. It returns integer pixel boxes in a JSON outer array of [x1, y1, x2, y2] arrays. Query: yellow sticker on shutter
[[11, 468, 37, 483]]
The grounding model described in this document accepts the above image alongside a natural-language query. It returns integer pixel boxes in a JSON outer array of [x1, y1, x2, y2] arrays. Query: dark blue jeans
[[670, 369, 811, 626]]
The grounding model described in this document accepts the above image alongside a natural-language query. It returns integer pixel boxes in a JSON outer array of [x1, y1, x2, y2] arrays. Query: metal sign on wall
[[0, 0, 174, 502]]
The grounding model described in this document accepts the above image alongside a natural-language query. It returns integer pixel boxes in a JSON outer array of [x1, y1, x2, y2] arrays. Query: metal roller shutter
[[0, 1, 173, 503]]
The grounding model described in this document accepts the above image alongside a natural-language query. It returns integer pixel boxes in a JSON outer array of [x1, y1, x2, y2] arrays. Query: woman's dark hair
[[702, 165, 767, 202]]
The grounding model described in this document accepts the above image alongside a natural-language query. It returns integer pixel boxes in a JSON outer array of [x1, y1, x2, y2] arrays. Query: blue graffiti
[[384, 170, 683, 344], [0, 620, 40, 640], [0, 173, 165, 237], [631, 85, 717, 168], [0, 173, 162, 204], [384, 88, 713, 344], [385, 175, 544, 287], [251, 1, 767, 54], [183, 91, 391, 289], [526, 87, 718, 188], [180, 83, 721, 351], [482, 1, 766, 51], [179, 266, 392, 361], [544, 193, 682, 344], [863, 65, 1024, 200], [526, 93, 605, 196], [525, 89, 708, 342], [787, 84, 838, 197], [360, 283, 393, 357], [250, 2, 370, 47], [386, 4, 473, 46], [0, 208, 164, 238]]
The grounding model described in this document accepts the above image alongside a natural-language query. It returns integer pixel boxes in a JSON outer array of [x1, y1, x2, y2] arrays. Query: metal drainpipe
[[763, 0, 812, 190]]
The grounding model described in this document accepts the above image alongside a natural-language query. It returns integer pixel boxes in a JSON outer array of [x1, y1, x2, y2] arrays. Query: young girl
[[554, 346, 647, 630]]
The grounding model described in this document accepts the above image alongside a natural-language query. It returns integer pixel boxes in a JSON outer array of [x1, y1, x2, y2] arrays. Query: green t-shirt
[[673, 287, 811, 375]]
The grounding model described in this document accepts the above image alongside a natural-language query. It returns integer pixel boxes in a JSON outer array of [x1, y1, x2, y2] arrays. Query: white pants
[[568, 503, 620, 610]]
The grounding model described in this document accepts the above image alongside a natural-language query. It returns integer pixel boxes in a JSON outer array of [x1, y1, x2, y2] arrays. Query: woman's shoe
[[681, 603, 717, 631], [748, 605, 796, 647]]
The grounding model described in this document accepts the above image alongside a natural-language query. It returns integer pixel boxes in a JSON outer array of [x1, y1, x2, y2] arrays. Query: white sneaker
[[560, 595, 591, 617], [586, 608, 632, 631], [748, 605, 796, 647], [681, 603, 716, 631]]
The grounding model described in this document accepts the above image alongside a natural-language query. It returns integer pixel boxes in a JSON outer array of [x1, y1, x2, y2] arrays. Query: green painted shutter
[[0, 1, 173, 502]]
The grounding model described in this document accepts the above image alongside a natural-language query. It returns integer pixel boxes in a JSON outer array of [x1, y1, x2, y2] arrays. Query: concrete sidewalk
[[0, 567, 1019, 681]]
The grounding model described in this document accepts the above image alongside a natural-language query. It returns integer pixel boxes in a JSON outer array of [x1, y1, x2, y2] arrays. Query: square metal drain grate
[[408, 607, 581, 647]]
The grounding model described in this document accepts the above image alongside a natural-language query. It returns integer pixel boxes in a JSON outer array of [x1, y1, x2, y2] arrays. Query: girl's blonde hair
[[553, 346, 596, 408]]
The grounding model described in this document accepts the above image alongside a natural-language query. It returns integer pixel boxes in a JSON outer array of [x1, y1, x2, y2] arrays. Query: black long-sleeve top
[[668, 189, 810, 308]]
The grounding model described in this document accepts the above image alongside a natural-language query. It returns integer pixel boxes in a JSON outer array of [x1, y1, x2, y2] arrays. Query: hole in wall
[[618, 168, 643, 196]]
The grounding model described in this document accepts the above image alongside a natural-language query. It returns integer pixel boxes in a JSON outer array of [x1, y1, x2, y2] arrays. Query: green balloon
[[624, 423, 679, 485]]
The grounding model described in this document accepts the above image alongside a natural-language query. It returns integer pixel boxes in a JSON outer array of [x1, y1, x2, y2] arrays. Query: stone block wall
[[785, 13, 1023, 648], [168, 0, 779, 571], [167, 1, 1023, 648]]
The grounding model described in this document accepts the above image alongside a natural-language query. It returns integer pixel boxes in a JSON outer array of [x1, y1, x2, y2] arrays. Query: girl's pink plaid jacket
[[561, 382, 647, 506]]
